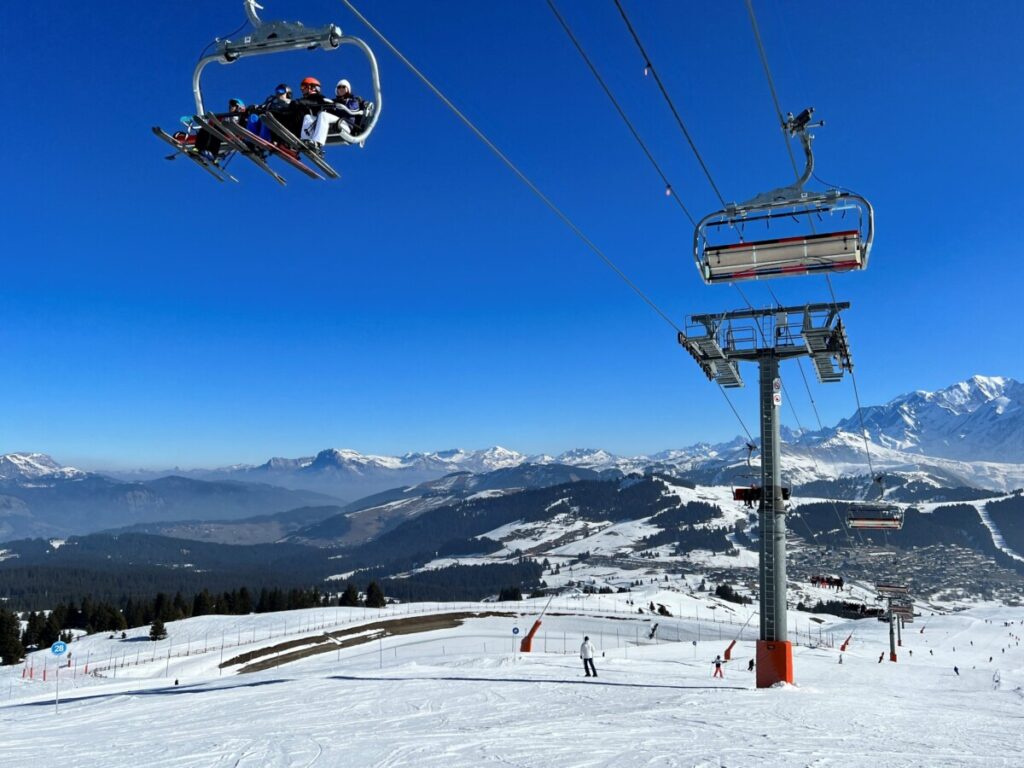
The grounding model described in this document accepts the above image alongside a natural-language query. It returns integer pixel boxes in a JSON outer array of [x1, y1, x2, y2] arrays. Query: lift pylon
[[679, 301, 854, 688]]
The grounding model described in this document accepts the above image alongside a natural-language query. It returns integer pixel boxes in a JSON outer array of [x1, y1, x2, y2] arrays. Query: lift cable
[[546, 0, 755, 439], [605, 0, 859, 521], [744, 0, 879, 509], [743, 0, 800, 184], [824, 274, 877, 483], [546, 0, 697, 226], [338, 0, 760, 445], [730, 284, 857, 547], [612, 0, 726, 207], [338, 0, 680, 334]]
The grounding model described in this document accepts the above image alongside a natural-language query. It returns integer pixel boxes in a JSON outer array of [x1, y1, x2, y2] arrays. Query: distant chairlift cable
[[745, 0, 880, 517], [764, 284, 863, 546], [336, 0, 681, 336], [731, 284, 856, 547], [339, 0, 757, 445], [612, 0, 727, 207], [546, 0, 697, 226], [546, 0, 757, 442], [744, 0, 801, 183]]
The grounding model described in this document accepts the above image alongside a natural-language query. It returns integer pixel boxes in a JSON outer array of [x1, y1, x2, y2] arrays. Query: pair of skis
[[257, 113, 340, 180], [153, 114, 330, 184], [152, 126, 237, 183]]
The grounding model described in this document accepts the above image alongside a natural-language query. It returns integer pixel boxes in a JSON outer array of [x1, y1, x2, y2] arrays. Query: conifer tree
[[150, 617, 168, 641], [192, 589, 214, 617], [172, 591, 190, 619], [39, 613, 62, 648], [236, 587, 253, 614], [365, 582, 386, 608], [498, 586, 523, 601], [0, 607, 25, 665], [21, 611, 43, 648], [340, 584, 360, 607]]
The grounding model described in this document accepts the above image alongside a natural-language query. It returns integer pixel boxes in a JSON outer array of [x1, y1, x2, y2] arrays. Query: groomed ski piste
[[2, 589, 1022, 767]]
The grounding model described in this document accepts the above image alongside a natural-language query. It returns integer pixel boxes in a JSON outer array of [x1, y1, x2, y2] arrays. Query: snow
[[2, 595, 1022, 767], [0, 452, 86, 481]]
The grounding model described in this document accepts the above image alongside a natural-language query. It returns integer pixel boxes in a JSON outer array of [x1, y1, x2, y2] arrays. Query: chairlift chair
[[732, 442, 792, 507], [693, 108, 874, 284], [847, 503, 903, 530], [847, 474, 901, 530], [191, 0, 382, 143], [156, 0, 382, 182], [876, 584, 910, 596]]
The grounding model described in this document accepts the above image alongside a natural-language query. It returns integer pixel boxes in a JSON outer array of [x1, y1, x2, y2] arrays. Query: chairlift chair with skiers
[[693, 108, 874, 284], [732, 442, 791, 507], [153, 0, 382, 183]]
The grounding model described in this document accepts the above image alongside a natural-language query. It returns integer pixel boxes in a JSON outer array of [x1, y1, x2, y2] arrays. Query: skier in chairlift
[[293, 77, 334, 154], [252, 83, 296, 141], [196, 98, 246, 163], [298, 77, 366, 150]]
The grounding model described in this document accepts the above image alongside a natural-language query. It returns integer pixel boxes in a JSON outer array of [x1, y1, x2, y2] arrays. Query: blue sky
[[1, 1, 1021, 469]]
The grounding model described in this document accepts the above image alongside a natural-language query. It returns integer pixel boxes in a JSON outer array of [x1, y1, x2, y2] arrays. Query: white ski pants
[[301, 113, 352, 146]]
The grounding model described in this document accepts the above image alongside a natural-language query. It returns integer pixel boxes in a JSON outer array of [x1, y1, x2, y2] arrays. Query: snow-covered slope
[[2, 597, 1021, 767]]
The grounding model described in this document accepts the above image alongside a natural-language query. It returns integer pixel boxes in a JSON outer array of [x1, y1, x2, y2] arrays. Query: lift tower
[[679, 302, 853, 687]]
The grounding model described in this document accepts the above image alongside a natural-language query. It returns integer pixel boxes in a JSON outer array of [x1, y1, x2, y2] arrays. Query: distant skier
[[748, 658, 755, 672], [954, 666, 959, 676], [712, 655, 724, 678], [580, 636, 597, 678], [878, 652, 884, 663]]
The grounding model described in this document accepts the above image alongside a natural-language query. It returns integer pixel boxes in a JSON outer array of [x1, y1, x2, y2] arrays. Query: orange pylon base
[[756, 640, 793, 688], [890, 651, 898, 662]]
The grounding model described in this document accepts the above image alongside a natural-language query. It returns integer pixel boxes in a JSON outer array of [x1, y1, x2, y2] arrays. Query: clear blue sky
[[1, 1, 1021, 469]]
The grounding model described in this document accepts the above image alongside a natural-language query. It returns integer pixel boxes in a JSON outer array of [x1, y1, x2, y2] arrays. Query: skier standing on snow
[[580, 636, 597, 678], [712, 655, 724, 678]]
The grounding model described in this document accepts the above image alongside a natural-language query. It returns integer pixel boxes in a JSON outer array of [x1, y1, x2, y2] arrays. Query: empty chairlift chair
[[846, 503, 903, 530], [693, 108, 874, 285]]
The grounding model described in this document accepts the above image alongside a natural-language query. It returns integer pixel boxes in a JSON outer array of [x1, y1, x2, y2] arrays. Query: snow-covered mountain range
[[195, 375, 1023, 494], [4, 375, 1023, 512], [824, 375, 1024, 462], [0, 453, 85, 482]]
